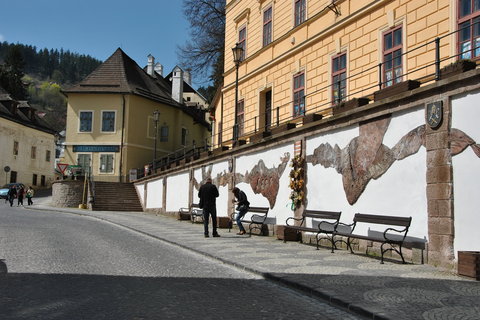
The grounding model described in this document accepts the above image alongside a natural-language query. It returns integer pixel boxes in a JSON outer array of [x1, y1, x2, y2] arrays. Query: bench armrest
[[318, 220, 338, 232], [286, 217, 304, 226], [179, 207, 190, 213], [383, 227, 408, 241], [251, 214, 267, 224]]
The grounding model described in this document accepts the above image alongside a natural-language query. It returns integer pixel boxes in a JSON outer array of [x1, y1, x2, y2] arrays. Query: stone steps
[[92, 182, 143, 212]]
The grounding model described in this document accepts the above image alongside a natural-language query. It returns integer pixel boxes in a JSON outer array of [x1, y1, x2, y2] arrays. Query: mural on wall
[[192, 153, 291, 209], [450, 128, 480, 157], [235, 153, 290, 208], [307, 116, 426, 205]]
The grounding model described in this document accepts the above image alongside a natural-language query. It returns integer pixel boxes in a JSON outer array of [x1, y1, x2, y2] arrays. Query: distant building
[[0, 86, 56, 188], [62, 48, 211, 182]]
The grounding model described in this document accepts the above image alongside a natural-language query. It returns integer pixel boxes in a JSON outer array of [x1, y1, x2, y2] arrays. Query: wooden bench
[[232, 206, 269, 235], [177, 203, 203, 222], [190, 203, 204, 223], [285, 209, 342, 252], [334, 213, 412, 264]]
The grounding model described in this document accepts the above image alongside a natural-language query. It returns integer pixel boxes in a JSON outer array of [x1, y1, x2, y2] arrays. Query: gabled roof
[[0, 86, 56, 135], [63, 48, 178, 106], [63, 48, 210, 129]]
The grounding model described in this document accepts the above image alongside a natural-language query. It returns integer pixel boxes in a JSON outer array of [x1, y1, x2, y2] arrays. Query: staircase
[[91, 182, 143, 212]]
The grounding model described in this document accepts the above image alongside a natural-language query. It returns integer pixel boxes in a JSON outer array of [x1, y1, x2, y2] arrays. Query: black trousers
[[203, 206, 218, 235]]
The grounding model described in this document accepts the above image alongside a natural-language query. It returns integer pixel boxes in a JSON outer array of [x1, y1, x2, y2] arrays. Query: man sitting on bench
[[232, 187, 250, 235]]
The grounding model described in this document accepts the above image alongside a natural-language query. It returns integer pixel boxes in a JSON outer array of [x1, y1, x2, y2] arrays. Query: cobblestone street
[[0, 205, 361, 320]]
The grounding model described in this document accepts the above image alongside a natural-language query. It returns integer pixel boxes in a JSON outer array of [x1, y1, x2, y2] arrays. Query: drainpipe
[[119, 95, 126, 182]]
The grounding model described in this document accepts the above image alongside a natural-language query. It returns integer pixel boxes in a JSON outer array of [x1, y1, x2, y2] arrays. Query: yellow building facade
[[63, 49, 211, 182], [0, 89, 56, 188], [216, 0, 459, 146]]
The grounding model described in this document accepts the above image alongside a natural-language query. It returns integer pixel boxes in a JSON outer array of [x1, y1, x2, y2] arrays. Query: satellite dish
[[4, 166, 10, 173]]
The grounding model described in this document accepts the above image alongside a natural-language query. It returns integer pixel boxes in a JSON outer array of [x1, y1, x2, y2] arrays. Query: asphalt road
[[0, 205, 361, 320]]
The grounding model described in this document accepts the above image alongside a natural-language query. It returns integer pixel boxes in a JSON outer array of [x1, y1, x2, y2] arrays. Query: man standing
[[198, 177, 220, 238], [7, 186, 17, 207]]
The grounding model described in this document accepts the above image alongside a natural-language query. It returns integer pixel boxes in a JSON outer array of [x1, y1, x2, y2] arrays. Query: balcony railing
[[212, 24, 479, 149]]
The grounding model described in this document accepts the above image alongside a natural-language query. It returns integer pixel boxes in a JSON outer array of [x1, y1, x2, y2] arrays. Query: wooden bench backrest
[[304, 209, 341, 220], [249, 206, 269, 214], [354, 213, 411, 227], [191, 203, 201, 209]]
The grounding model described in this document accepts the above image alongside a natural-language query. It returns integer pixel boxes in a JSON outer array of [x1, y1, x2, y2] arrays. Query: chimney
[[184, 69, 192, 85], [172, 66, 184, 103], [154, 62, 163, 77], [147, 54, 155, 76]]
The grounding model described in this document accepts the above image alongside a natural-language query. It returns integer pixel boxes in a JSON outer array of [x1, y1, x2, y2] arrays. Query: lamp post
[[232, 42, 244, 142], [152, 110, 160, 173]]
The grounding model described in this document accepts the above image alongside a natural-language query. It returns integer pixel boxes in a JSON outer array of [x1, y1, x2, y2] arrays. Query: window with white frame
[[294, 0, 306, 27], [293, 72, 305, 117], [101, 111, 115, 132], [383, 26, 403, 87], [238, 26, 247, 61], [160, 125, 169, 142], [99, 154, 114, 173], [458, 0, 480, 59], [263, 6, 272, 47], [332, 53, 347, 104], [79, 111, 93, 132], [181, 128, 187, 146]]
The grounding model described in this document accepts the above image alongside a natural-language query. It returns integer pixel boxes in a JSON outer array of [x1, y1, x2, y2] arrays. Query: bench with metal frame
[[333, 213, 412, 264], [285, 209, 342, 252], [232, 206, 269, 235]]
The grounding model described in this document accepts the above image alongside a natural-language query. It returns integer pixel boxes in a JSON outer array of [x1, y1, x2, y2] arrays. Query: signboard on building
[[73, 145, 120, 153]]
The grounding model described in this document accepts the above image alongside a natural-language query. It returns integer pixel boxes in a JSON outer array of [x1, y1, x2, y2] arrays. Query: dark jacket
[[236, 190, 250, 209], [7, 187, 17, 197], [198, 182, 219, 209]]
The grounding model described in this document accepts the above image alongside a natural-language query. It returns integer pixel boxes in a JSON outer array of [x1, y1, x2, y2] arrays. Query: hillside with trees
[[0, 42, 102, 132]]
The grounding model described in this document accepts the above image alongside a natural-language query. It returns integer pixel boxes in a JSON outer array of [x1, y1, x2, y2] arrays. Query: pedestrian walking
[[198, 177, 220, 238], [26, 186, 34, 206], [232, 187, 250, 235], [7, 186, 17, 207], [17, 186, 25, 206]]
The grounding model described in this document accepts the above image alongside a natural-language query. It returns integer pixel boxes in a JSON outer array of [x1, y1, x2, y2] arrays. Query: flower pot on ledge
[[249, 131, 272, 143], [374, 80, 421, 101], [458, 251, 480, 280], [212, 145, 229, 156], [332, 97, 370, 115], [440, 59, 477, 80], [302, 113, 323, 125], [270, 122, 296, 135]]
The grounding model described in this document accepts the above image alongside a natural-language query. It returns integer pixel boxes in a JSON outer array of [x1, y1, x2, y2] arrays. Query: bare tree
[[178, 0, 225, 89]]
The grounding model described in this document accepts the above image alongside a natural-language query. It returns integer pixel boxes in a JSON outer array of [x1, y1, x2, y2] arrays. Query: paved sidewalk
[[27, 202, 480, 320]]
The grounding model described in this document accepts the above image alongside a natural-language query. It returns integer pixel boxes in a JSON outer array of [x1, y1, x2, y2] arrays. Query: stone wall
[[52, 180, 86, 208]]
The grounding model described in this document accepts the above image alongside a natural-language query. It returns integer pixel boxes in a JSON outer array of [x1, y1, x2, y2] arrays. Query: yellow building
[[0, 86, 56, 188], [63, 48, 210, 182], [215, 0, 460, 147]]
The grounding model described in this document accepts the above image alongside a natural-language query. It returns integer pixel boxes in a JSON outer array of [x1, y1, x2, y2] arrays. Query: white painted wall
[[306, 107, 428, 240], [235, 143, 294, 224], [135, 183, 145, 206], [166, 171, 189, 212], [452, 90, 480, 257], [146, 178, 163, 209], [193, 161, 230, 217]]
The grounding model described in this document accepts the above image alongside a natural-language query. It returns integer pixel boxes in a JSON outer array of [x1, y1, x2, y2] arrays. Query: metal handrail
[[211, 24, 480, 149]]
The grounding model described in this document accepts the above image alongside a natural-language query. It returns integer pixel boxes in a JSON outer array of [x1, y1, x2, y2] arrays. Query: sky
[[0, 0, 201, 84]]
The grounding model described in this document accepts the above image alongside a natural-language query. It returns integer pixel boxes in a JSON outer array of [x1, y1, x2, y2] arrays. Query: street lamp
[[153, 110, 160, 173], [232, 42, 244, 142]]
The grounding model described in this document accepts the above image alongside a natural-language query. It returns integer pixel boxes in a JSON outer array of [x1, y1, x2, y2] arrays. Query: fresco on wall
[[307, 112, 480, 205], [307, 116, 426, 205], [450, 128, 480, 157], [235, 153, 290, 208], [192, 153, 290, 209]]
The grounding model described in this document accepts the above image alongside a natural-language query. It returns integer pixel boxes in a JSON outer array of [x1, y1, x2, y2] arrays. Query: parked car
[[0, 183, 25, 199]]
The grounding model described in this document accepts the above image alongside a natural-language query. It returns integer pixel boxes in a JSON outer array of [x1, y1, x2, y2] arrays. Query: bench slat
[[304, 210, 341, 220], [354, 213, 411, 227]]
